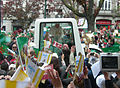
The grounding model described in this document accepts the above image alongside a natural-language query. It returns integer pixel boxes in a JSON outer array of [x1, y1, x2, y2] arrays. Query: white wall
[[2, 20, 12, 33]]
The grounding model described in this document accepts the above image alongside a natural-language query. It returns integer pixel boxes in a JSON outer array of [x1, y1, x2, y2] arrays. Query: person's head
[[50, 56, 61, 75], [12, 43, 17, 52], [0, 70, 6, 76], [108, 39, 111, 44], [63, 44, 69, 50], [1, 62, 9, 71], [74, 75, 84, 88], [9, 64, 16, 71], [71, 46, 75, 53], [55, 24, 60, 28], [30, 50, 35, 57], [12, 37, 16, 42]]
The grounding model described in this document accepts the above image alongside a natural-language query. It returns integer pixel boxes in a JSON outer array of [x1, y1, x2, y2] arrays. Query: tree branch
[[82, 0, 88, 17], [61, 0, 85, 17], [94, 0, 104, 17]]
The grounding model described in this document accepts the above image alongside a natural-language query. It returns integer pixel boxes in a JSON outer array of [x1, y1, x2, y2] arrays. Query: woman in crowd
[[50, 55, 73, 88]]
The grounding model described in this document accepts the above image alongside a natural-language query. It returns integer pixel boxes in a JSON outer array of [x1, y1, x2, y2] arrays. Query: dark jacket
[[84, 79, 92, 88], [105, 80, 115, 88]]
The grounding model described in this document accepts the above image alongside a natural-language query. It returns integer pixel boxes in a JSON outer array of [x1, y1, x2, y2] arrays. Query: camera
[[100, 53, 120, 71]]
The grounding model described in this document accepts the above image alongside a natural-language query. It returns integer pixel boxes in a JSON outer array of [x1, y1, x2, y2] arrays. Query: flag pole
[[16, 37, 24, 70]]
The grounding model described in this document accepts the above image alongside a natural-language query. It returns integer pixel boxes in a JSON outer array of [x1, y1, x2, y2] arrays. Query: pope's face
[[55, 24, 59, 28]]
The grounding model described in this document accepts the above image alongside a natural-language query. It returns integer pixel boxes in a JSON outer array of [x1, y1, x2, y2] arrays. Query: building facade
[[96, 0, 120, 30], [2, 0, 120, 32]]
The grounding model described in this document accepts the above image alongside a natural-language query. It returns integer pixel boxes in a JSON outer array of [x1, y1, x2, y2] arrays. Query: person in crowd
[[11, 43, 18, 55], [86, 51, 99, 65], [84, 51, 100, 88], [50, 55, 73, 88], [49, 23, 64, 41], [69, 45, 75, 65], [61, 44, 70, 67], [8, 37, 16, 50]]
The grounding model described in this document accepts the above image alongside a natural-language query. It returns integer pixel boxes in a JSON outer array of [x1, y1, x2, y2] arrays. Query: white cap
[[52, 53, 58, 58], [9, 64, 16, 70]]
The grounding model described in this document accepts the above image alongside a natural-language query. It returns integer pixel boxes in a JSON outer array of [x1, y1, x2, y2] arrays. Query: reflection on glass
[[39, 22, 74, 54]]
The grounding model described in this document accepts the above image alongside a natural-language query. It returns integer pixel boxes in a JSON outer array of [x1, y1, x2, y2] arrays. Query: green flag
[[0, 44, 9, 54], [27, 33, 30, 37], [93, 32, 97, 35], [115, 36, 120, 38], [17, 37, 28, 51], [31, 33, 34, 37], [0, 33, 5, 44], [33, 48, 39, 57], [0, 32, 11, 54], [104, 39, 107, 43], [5, 36, 11, 43]]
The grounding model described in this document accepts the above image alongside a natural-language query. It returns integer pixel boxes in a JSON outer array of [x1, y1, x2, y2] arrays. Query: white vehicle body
[[34, 18, 85, 56]]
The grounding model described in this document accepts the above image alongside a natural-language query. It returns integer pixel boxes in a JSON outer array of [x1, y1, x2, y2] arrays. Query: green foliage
[[3, 0, 42, 30]]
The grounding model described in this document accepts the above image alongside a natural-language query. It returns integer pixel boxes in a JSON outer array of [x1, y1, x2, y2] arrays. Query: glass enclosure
[[39, 22, 75, 54]]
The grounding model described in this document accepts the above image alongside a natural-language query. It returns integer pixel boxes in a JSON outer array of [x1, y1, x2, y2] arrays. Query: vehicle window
[[39, 22, 75, 54]]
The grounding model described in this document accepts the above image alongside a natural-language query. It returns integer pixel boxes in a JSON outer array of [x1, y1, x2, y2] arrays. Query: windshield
[[39, 22, 75, 54]]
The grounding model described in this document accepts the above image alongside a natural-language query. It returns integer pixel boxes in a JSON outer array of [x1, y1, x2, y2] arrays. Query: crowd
[[0, 26, 120, 88], [80, 27, 119, 49]]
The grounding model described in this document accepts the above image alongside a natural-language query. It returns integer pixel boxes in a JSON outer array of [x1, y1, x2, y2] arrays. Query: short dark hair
[[1, 62, 9, 71], [0, 53, 5, 61]]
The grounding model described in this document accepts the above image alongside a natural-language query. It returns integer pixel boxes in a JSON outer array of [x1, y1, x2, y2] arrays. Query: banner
[[37, 51, 52, 64], [27, 59, 45, 88], [75, 54, 84, 75], [0, 80, 29, 88], [101, 43, 120, 52]]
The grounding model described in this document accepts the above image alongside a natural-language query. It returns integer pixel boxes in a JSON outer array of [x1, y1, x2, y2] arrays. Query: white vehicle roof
[[81, 43, 102, 52]]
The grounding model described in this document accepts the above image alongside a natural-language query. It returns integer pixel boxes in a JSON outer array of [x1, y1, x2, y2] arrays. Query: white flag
[[10, 65, 30, 82], [0, 80, 29, 88], [27, 59, 45, 88], [75, 54, 84, 75], [37, 51, 52, 64]]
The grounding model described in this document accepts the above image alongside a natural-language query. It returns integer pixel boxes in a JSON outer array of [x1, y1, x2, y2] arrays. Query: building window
[[117, 2, 120, 11], [99, 0, 112, 11], [102, 1, 104, 10], [108, 1, 110, 10], [105, 1, 107, 10]]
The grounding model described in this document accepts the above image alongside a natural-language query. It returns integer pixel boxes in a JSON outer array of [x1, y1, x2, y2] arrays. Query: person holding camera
[[87, 51, 99, 65]]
